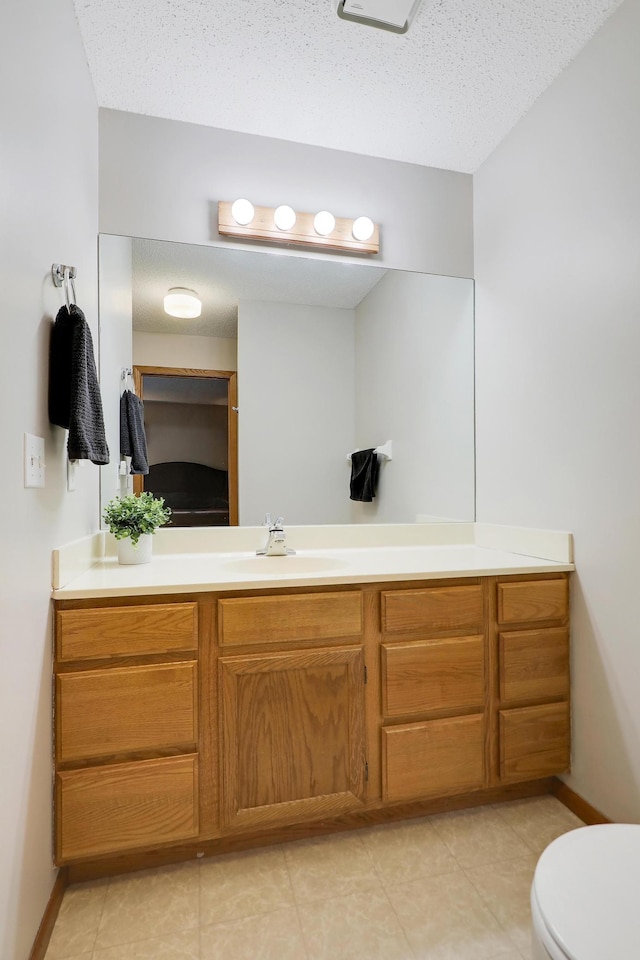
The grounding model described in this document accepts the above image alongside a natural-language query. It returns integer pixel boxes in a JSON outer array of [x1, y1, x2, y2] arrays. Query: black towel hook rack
[[52, 263, 77, 311]]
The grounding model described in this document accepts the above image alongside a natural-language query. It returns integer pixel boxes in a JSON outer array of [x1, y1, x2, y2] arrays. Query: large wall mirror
[[98, 235, 475, 527]]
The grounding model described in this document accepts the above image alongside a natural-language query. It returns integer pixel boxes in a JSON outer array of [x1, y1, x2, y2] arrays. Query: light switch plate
[[24, 433, 45, 488]]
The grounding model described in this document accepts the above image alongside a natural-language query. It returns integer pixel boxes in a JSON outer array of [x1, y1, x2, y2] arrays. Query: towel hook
[[347, 440, 393, 462], [51, 263, 77, 312], [64, 266, 77, 311]]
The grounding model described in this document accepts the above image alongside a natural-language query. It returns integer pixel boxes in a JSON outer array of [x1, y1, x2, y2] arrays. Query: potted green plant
[[103, 492, 172, 565]]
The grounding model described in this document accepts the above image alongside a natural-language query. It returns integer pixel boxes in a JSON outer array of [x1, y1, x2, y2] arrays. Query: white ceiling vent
[[335, 0, 424, 34]]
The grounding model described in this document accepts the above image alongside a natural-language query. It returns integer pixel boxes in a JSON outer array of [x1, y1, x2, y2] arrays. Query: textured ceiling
[[131, 238, 386, 336], [75, 0, 622, 172]]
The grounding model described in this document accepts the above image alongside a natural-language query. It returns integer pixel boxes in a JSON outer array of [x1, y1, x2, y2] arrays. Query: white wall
[[354, 272, 475, 523], [99, 109, 474, 279], [238, 301, 355, 525], [133, 330, 237, 371], [99, 234, 133, 511], [474, 0, 640, 821], [0, 0, 99, 956]]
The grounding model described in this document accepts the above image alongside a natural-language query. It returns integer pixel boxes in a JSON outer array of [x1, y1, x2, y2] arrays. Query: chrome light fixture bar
[[218, 201, 379, 255]]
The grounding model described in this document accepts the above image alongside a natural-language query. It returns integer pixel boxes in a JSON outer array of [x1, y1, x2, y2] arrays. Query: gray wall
[[474, 0, 640, 821], [354, 272, 475, 523], [0, 0, 99, 956], [238, 301, 355, 525], [98, 109, 474, 278]]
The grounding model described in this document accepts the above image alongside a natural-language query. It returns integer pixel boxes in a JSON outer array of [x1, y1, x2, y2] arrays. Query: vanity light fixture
[[352, 216, 375, 242], [230, 198, 255, 226], [313, 210, 336, 236], [274, 205, 297, 231], [163, 287, 202, 319], [218, 201, 379, 255]]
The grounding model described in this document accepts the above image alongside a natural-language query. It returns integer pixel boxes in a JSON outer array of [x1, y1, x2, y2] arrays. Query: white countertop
[[52, 527, 574, 599]]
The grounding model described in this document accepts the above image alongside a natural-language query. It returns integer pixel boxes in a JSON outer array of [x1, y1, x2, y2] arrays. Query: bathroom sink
[[222, 555, 348, 574]]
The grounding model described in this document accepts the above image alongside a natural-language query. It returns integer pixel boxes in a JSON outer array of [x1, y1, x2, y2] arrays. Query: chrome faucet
[[256, 514, 296, 557]]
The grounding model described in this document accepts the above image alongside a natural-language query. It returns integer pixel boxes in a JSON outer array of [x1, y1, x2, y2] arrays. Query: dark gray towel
[[349, 448, 380, 502], [120, 389, 149, 475], [48, 305, 110, 465]]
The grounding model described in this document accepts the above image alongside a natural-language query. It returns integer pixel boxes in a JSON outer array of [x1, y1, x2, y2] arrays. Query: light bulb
[[274, 205, 297, 231], [164, 288, 202, 319], [313, 210, 336, 236], [352, 216, 375, 242], [231, 198, 255, 226]]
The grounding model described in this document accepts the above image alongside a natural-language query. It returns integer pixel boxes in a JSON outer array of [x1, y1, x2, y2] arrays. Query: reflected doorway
[[133, 366, 238, 526]]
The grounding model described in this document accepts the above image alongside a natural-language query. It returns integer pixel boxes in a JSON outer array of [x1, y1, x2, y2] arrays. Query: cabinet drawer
[[498, 579, 568, 625], [381, 585, 484, 635], [382, 635, 484, 718], [56, 603, 198, 661], [382, 714, 484, 803], [56, 755, 199, 861], [499, 702, 570, 782], [499, 628, 569, 703], [218, 592, 363, 646], [56, 661, 198, 762]]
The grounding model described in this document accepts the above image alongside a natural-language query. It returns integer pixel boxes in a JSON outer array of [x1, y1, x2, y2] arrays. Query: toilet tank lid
[[533, 824, 640, 960]]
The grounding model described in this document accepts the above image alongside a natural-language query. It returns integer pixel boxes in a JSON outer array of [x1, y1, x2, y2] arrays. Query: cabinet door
[[219, 646, 366, 831]]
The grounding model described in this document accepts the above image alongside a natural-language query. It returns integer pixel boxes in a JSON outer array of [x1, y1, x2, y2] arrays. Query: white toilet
[[531, 823, 640, 959]]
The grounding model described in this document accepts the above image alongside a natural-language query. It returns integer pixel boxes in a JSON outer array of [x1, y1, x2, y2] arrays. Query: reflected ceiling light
[[218, 201, 379, 254], [274, 204, 297, 231], [313, 210, 336, 236], [352, 216, 375, 242], [231, 198, 255, 226], [164, 287, 202, 319]]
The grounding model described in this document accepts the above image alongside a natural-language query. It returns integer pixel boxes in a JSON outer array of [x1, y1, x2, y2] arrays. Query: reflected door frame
[[133, 365, 239, 526]]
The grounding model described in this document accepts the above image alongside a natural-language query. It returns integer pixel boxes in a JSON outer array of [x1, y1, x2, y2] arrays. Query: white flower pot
[[117, 533, 153, 565]]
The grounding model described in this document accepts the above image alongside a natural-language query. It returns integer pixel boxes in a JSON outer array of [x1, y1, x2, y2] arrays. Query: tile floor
[[45, 795, 584, 960]]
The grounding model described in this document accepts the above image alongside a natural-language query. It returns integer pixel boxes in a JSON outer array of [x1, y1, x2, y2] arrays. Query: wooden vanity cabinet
[[53, 572, 570, 869]]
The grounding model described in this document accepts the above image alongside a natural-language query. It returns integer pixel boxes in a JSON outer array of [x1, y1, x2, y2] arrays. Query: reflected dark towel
[[349, 448, 380, 502], [120, 389, 149, 475], [48, 304, 110, 465]]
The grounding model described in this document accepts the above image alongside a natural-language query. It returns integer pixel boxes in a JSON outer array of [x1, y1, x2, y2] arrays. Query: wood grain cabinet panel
[[381, 585, 484, 635], [56, 603, 198, 661], [56, 755, 199, 861], [56, 662, 198, 762], [219, 646, 366, 830], [499, 628, 569, 703], [499, 702, 570, 782], [218, 592, 363, 646], [498, 579, 568, 625], [382, 714, 484, 803], [382, 635, 484, 718]]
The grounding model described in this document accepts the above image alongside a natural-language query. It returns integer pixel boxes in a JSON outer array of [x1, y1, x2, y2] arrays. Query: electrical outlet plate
[[24, 433, 45, 488]]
